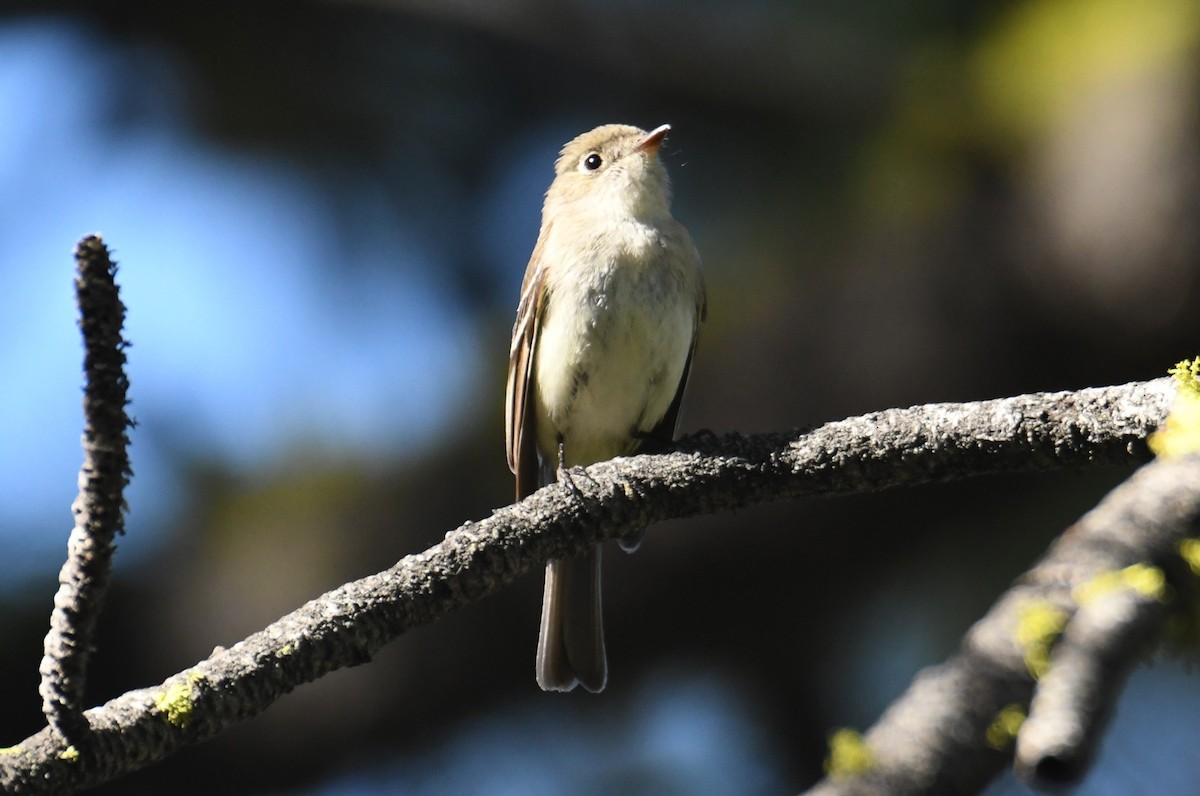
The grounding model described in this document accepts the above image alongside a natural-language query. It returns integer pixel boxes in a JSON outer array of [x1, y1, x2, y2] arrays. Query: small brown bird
[[505, 123, 705, 692]]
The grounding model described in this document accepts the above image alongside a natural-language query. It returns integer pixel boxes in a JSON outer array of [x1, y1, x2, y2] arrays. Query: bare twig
[[0, 379, 1171, 794], [803, 452, 1200, 796], [38, 235, 133, 742]]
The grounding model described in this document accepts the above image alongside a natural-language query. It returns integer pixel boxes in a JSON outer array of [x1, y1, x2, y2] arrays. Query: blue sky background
[[0, 19, 491, 576]]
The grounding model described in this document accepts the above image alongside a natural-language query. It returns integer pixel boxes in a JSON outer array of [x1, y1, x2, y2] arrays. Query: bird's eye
[[582, 153, 603, 171]]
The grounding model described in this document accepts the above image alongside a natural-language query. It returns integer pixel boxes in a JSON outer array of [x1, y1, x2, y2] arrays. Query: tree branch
[[0, 378, 1173, 794], [38, 235, 133, 743], [1012, 452, 1198, 786], [804, 450, 1200, 796]]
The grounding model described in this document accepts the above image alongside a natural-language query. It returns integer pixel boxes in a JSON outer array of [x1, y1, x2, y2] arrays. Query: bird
[[505, 123, 705, 692]]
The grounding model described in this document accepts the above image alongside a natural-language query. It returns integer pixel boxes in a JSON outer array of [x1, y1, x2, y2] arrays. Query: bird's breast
[[533, 223, 697, 466]]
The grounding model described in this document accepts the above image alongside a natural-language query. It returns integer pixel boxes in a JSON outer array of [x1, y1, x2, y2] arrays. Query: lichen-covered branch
[[0, 378, 1173, 794], [804, 451, 1200, 796], [1012, 453, 1200, 787], [38, 235, 133, 742]]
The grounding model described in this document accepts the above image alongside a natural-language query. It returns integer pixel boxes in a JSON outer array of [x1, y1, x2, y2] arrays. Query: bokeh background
[[3, 1, 1200, 793]]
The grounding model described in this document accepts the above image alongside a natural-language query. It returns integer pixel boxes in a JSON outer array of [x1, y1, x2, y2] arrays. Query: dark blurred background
[[2, 1, 1200, 794]]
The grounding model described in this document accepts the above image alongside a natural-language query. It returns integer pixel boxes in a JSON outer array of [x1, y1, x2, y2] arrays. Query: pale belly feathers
[[532, 221, 698, 467]]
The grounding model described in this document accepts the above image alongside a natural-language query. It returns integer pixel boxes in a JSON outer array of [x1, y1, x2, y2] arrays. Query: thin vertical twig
[[38, 234, 133, 742]]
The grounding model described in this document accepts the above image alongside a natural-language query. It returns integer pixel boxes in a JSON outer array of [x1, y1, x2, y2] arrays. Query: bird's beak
[[633, 124, 671, 154]]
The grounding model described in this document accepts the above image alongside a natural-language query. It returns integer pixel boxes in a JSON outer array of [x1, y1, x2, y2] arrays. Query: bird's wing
[[505, 225, 553, 500], [646, 276, 706, 446]]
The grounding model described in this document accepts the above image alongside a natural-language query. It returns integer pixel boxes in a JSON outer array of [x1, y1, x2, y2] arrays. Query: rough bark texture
[[804, 452, 1200, 795], [0, 378, 1174, 795], [38, 235, 133, 743]]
